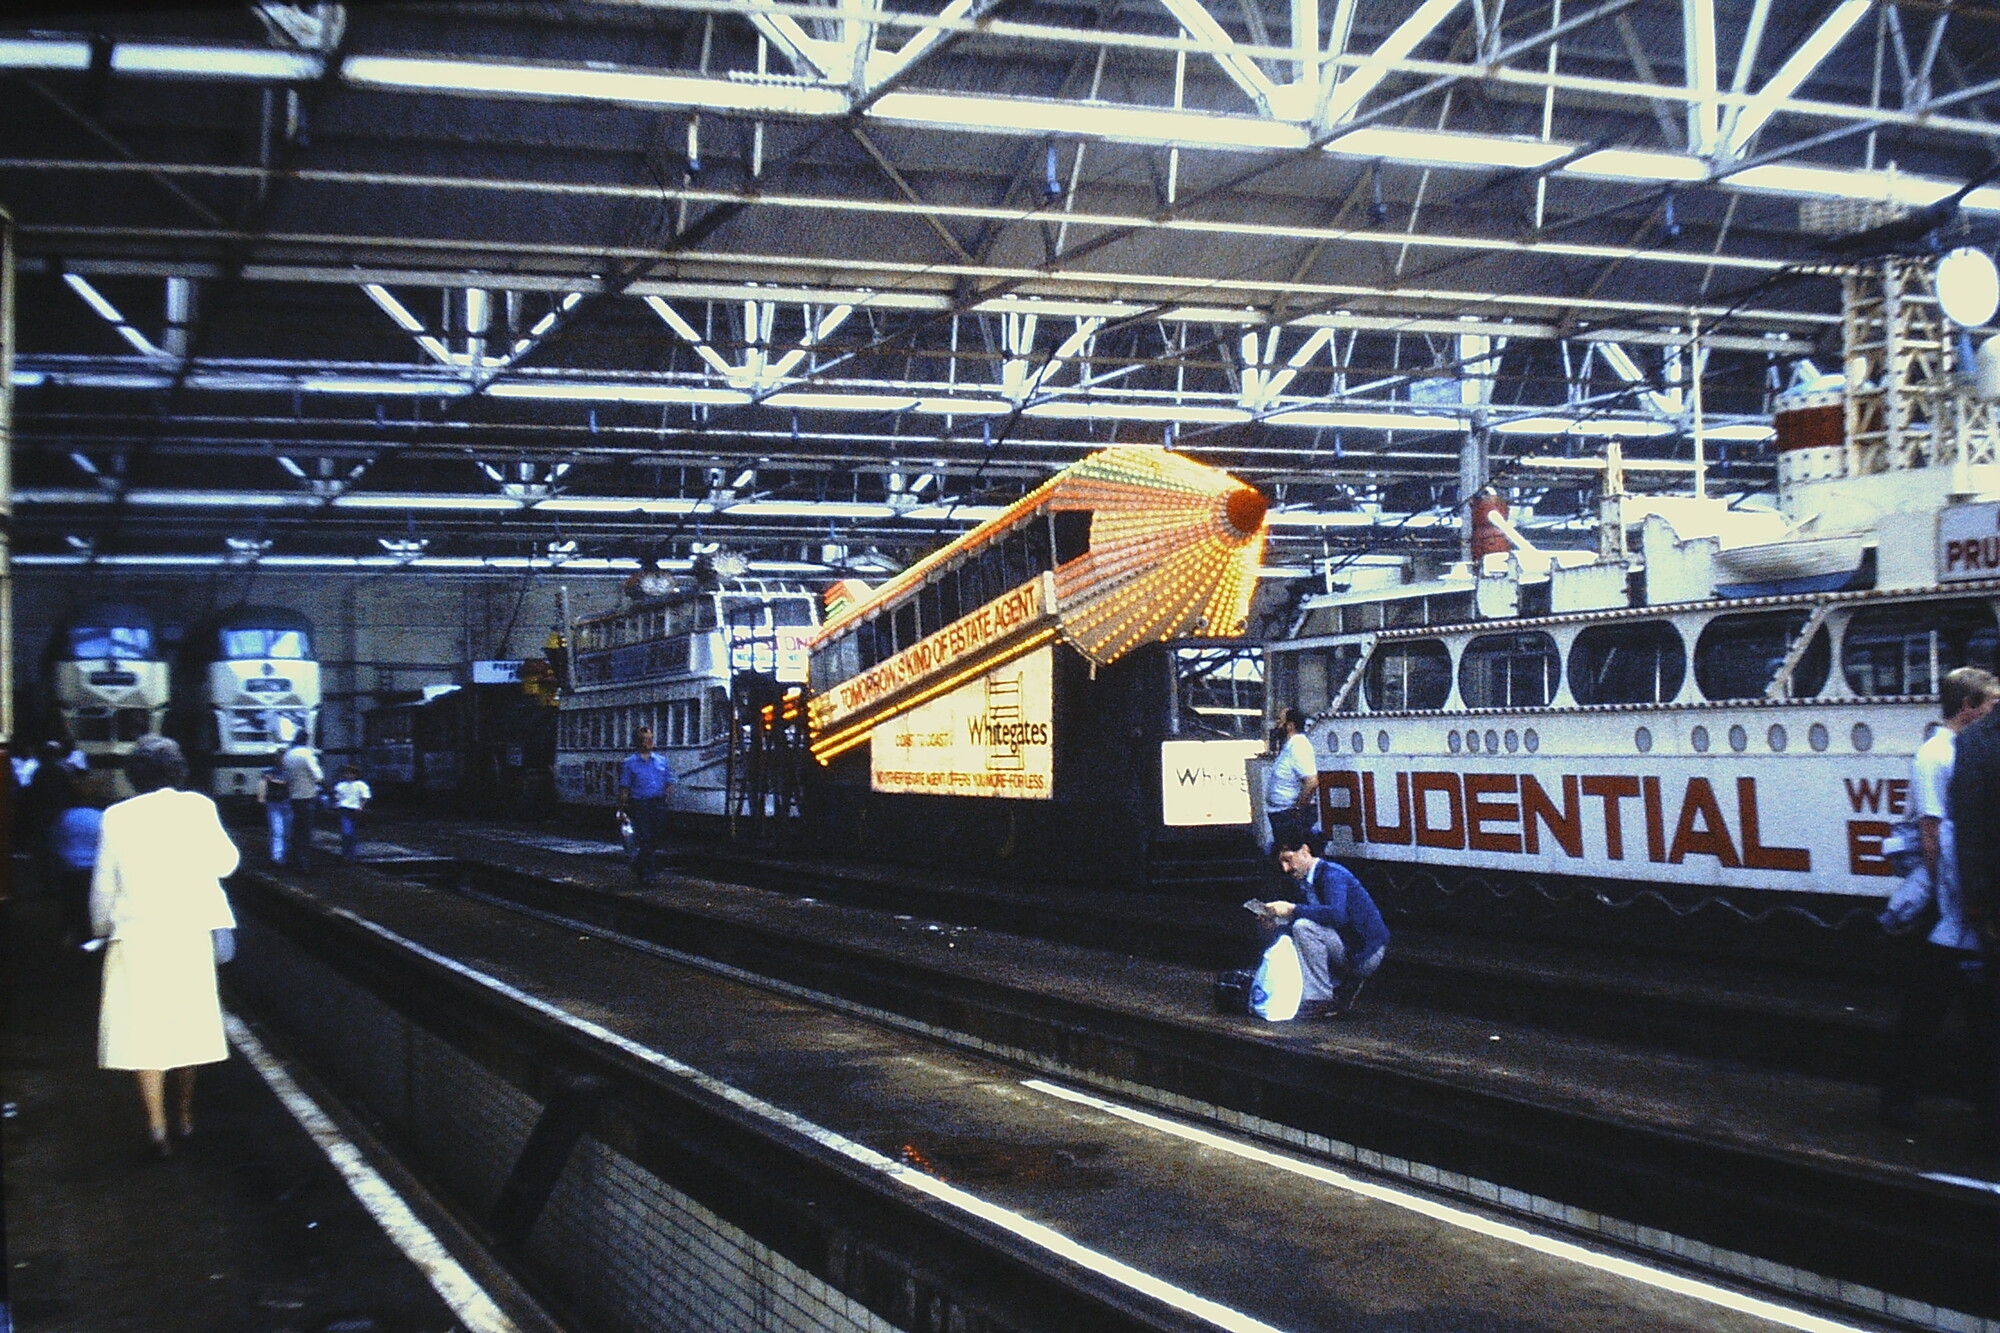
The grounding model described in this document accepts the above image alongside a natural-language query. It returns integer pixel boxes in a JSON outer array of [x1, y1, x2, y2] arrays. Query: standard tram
[[1263, 255, 2000, 955], [361, 677, 557, 812], [182, 607, 320, 797], [555, 578, 818, 815], [43, 602, 170, 771], [803, 446, 1271, 887]]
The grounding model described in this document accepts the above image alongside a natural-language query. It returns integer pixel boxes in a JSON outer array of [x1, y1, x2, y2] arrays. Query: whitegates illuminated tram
[[803, 446, 1270, 885]]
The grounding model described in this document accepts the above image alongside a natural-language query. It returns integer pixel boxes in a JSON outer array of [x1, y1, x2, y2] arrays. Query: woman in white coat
[[91, 736, 240, 1157]]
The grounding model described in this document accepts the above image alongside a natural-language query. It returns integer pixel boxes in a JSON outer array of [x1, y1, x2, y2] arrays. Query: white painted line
[[1022, 1079, 1880, 1333], [224, 1013, 522, 1333], [325, 908, 1285, 1333]]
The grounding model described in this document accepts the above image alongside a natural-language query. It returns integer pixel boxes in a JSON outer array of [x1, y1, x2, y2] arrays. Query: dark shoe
[[1295, 999, 1340, 1020], [1331, 977, 1368, 1016], [1877, 1102, 1924, 1134]]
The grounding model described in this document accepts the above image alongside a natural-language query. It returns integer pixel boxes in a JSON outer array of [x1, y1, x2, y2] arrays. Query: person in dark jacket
[[1949, 705, 2000, 1152], [1260, 832, 1390, 1018]]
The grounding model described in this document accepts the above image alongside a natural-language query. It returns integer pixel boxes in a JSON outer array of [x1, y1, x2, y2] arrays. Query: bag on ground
[[1250, 932, 1304, 1022]]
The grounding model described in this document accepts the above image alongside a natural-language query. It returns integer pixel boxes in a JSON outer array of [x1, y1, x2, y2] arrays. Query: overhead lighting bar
[[760, 390, 1012, 415], [1267, 510, 1458, 528], [1699, 423, 1777, 441], [1266, 409, 1463, 431], [1492, 416, 1676, 437], [723, 501, 900, 519], [1326, 127, 1571, 170], [867, 90, 1309, 151], [1561, 149, 1708, 182], [342, 55, 848, 116], [111, 43, 319, 81], [1024, 401, 1253, 424], [488, 381, 751, 405], [0, 37, 91, 70], [1724, 162, 1957, 206], [1517, 455, 1699, 472], [302, 377, 473, 396], [536, 497, 705, 514], [333, 494, 523, 510]]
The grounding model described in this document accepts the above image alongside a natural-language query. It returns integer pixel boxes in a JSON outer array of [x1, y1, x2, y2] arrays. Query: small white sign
[[472, 659, 525, 684], [1940, 501, 2000, 582], [1160, 739, 1263, 826]]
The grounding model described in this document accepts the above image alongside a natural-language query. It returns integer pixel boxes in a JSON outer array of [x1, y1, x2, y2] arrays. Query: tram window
[[220, 628, 310, 659], [936, 570, 963, 625], [1459, 632, 1561, 708], [72, 710, 115, 742], [1569, 621, 1686, 705], [1428, 591, 1475, 625], [1384, 598, 1427, 629], [919, 582, 943, 638], [117, 708, 153, 741], [1342, 603, 1383, 633], [1696, 611, 1831, 700], [1053, 511, 1093, 565], [70, 625, 153, 659], [892, 602, 919, 652], [1286, 644, 1362, 715], [1363, 640, 1452, 712], [1298, 608, 1340, 636], [1842, 599, 2000, 696], [772, 599, 814, 628]]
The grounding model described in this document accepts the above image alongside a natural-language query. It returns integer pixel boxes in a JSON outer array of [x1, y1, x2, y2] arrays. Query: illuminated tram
[[803, 446, 1270, 886], [556, 578, 819, 815], [44, 602, 170, 771], [1263, 257, 2000, 954], [184, 607, 320, 797]]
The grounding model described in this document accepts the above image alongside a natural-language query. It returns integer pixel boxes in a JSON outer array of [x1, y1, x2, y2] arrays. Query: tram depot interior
[[10, 2, 2000, 1332]]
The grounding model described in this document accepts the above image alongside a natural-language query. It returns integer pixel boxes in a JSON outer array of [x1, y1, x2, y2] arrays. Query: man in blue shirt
[[616, 726, 676, 882], [1260, 831, 1390, 1018]]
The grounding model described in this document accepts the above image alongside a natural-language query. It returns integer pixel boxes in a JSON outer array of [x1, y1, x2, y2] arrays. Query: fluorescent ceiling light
[[33, 372, 175, 390], [901, 504, 1006, 523], [723, 501, 899, 519], [112, 44, 319, 80], [1266, 510, 1377, 528], [334, 494, 522, 510], [489, 381, 750, 405], [1725, 163, 1954, 205], [125, 491, 321, 508], [1326, 128, 1570, 170], [869, 91, 1309, 151], [1562, 149, 1707, 183], [1266, 409, 1463, 431], [303, 377, 472, 396], [912, 397, 1012, 416], [1025, 401, 1253, 424], [343, 56, 847, 116], [12, 370, 47, 387], [763, 392, 919, 413], [1492, 415, 1675, 437], [0, 38, 90, 70], [1699, 424, 1777, 441], [1519, 455, 1698, 472], [535, 498, 646, 513], [62, 273, 125, 325]]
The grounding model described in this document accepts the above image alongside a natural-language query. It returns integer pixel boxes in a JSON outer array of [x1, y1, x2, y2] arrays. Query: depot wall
[[10, 569, 629, 757]]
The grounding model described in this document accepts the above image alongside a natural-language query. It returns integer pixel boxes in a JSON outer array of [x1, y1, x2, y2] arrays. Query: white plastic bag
[[618, 813, 637, 857], [1250, 933, 1304, 1022]]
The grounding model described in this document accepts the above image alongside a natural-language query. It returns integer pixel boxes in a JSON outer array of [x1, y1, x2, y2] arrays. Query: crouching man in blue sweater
[[1262, 833, 1390, 1018]]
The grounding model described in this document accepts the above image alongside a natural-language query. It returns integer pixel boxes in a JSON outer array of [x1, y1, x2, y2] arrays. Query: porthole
[[1768, 724, 1788, 752], [1484, 728, 1500, 754], [1691, 725, 1711, 753], [1448, 730, 1463, 754], [1326, 730, 1341, 754], [1467, 729, 1481, 753], [1524, 728, 1540, 753], [1351, 731, 1365, 754], [1635, 726, 1654, 753], [1376, 730, 1391, 754], [1852, 722, 1874, 752], [1809, 722, 1829, 752], [1504, 729, 1520, 754], [1728, 724, 1749, 753]]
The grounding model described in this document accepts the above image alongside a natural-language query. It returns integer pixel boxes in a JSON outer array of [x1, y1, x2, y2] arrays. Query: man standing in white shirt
[[280, 733, 324, 872], [1880, 666, 1999, 1132], [1264, 708, 1320, 855]]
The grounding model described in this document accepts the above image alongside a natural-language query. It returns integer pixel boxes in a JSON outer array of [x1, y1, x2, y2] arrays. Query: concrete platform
[[0, 861, 552, 1333]]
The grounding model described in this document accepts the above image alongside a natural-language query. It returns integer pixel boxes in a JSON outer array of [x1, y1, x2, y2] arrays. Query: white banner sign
[[1160, 739, 1263, 826], [1939, 500, 2000, 582], [871, 646, 1053, 799]]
